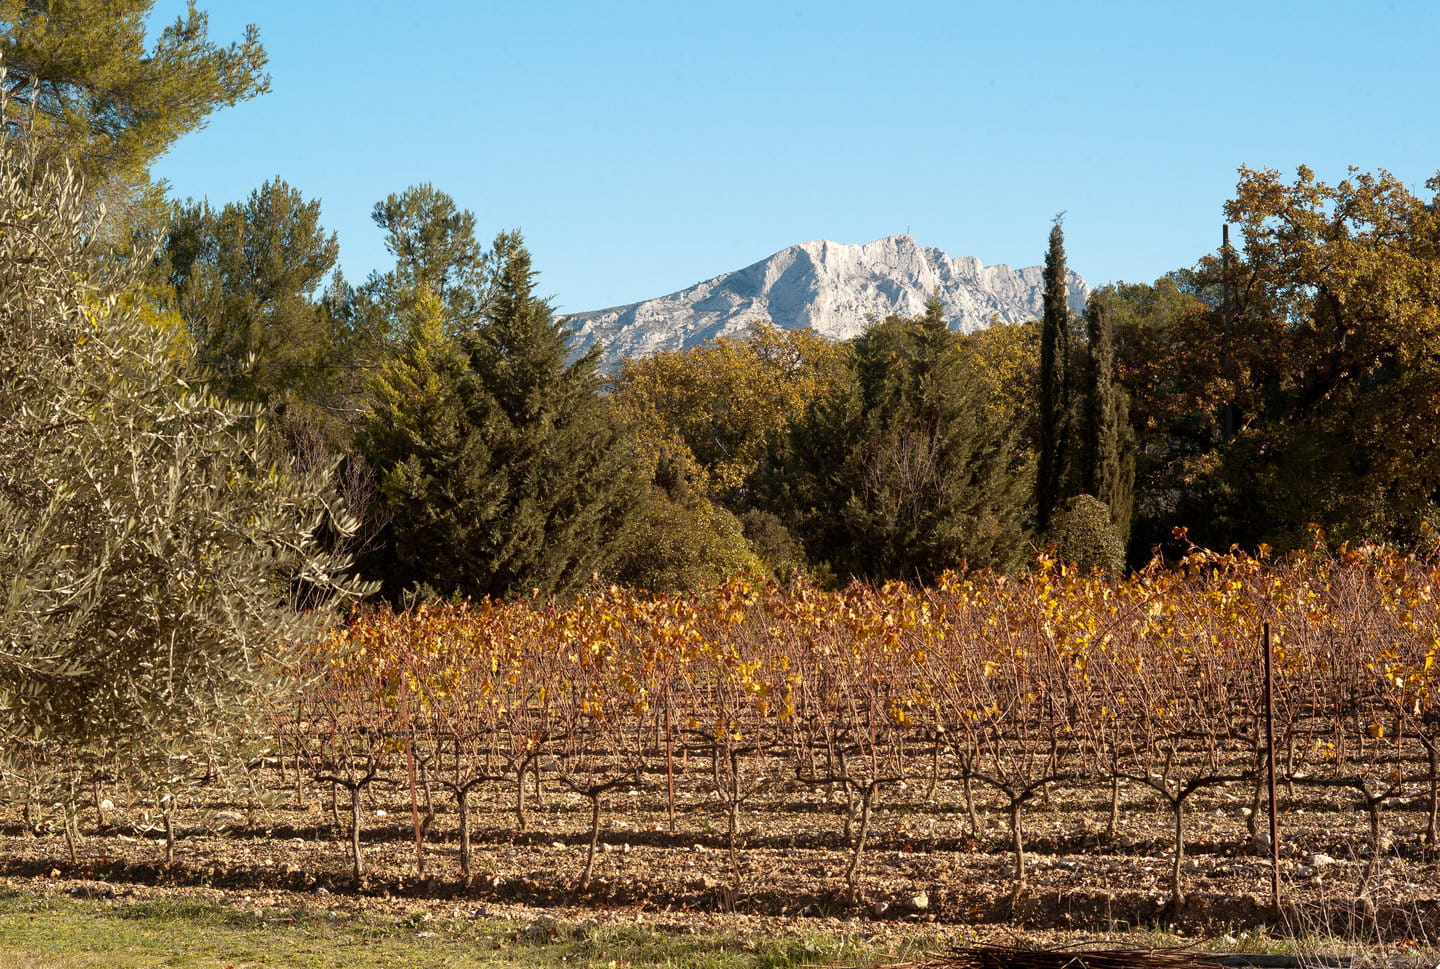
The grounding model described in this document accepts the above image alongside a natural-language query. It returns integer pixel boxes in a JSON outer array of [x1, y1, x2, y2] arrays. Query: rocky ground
[[3, 774, 1437, 949]]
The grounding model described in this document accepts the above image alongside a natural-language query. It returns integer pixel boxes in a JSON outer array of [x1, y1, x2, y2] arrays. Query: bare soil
[[5, 773, 1437, 946]]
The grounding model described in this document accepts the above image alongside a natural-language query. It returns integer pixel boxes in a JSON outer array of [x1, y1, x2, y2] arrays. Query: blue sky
[[150, 0, 1440, 315]]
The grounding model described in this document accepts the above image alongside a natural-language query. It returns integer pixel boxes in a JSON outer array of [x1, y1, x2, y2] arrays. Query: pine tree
[[777, 296, 1031, 582], [1036, 216, 1070, 534], [368, 183, 491, 331], [1, 1, 268, 201], [163, 178, 340, 405]]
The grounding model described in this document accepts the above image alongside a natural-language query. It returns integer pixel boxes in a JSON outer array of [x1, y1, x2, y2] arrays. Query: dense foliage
[[0, 0, 268, 210], [359, 231, 643, 601], [768, 298, 1032, 580], [0, 91, 364, 784]]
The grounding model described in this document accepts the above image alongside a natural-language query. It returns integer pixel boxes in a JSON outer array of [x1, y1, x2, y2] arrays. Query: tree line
[[140, 156, 1440, 601]]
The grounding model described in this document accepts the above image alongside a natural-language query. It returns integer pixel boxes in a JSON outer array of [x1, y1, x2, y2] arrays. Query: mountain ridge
[[565, 234, 1090, 367]]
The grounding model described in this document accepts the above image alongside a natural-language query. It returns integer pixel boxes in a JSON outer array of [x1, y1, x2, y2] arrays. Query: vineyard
[[5, 542, 1440, 936]]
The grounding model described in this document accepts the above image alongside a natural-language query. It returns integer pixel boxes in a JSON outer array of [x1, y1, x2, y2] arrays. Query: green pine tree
[[1, 1, 268, 204], [368, 183, 491, 331], [162, 178, 340, 406]]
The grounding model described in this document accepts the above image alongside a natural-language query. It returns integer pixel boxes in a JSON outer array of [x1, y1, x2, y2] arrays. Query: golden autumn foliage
[[287, 540, 1440, 897], [610, 321, 845, 500], [310, 541, 1440, 777]]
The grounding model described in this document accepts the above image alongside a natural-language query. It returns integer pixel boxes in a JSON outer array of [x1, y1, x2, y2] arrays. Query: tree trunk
[[63, 799, 78, 867], [577, 794, 602, 892], [1424, 739, 1438, 850], [514, 764, 528, 832], [964, 772, 981, 837], [1107, 774, 1121, 840], [1422, 737, 1434, 852], [457, 787, 473, 885], [1169, 796, 1187, 910], [1006, 798, 1026, 912], [349, 785, 366, 884], [160, 793, 176, 865], [843, 785, 876, 892], [1363, 795, 1383, 888]]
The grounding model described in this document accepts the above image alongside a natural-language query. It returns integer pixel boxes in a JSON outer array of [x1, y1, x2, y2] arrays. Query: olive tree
[[0, 95, 365, 840]]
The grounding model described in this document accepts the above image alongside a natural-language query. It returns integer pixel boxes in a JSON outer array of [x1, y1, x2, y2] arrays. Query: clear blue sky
[[150, 0, 1440, 315]]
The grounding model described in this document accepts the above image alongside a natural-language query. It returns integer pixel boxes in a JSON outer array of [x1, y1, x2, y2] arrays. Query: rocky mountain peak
[[566, 235, 1089, 368]]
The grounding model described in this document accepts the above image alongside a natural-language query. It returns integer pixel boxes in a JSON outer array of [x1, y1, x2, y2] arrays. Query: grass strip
[[0, 890, 917, 969]]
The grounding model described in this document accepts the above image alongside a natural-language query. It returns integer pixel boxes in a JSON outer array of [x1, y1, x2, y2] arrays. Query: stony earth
[[565, 235, 1090, 367]]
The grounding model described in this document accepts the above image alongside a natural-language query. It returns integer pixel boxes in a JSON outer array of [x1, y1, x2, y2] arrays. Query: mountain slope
[[566, 235, 1089, 366]]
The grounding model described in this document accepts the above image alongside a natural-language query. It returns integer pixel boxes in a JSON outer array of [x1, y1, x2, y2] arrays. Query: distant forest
[[6, 3, 1440, 605]]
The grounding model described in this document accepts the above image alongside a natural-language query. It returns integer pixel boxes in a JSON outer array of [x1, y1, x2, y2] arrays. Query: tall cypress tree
[[1036, 216, 1071, 534]]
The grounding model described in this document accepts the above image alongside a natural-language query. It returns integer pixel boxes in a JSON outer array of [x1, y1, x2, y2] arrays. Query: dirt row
[[5, 777, 1438, 941]]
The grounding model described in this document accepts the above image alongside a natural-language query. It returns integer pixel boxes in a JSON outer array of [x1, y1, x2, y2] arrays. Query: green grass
[[0, 890, 921, 969], [8, 889, 1435, 969]]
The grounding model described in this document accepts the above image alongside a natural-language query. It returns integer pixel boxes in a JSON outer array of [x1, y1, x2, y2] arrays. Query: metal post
[[1263, 621, 1281, 915]]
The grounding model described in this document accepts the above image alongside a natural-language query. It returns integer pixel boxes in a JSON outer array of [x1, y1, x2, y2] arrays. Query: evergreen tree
[[355, 290, 498, 600], [1036, 216, 1070, 534], [1076, 291, 1135, 549], [1033, 220, 1136, 569], [1, 1, 268, 204], [162, 178, 340, 405], [775, 296, 1031, 582], [460, 232, 642, 597], [368, 183, 490, 332], [360, 232, 642, 600]]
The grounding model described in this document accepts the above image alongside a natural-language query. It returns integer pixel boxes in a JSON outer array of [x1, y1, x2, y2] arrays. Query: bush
[[1047, 494, 1126, 574]]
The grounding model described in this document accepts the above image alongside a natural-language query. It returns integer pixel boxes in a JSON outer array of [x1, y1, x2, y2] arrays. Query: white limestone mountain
[[565, 234, 1089, 367]]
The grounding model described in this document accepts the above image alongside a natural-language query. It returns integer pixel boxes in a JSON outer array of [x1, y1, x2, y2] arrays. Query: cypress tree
[[1078, 291, 1135, 548], [1036, 216, 1071, 534]]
